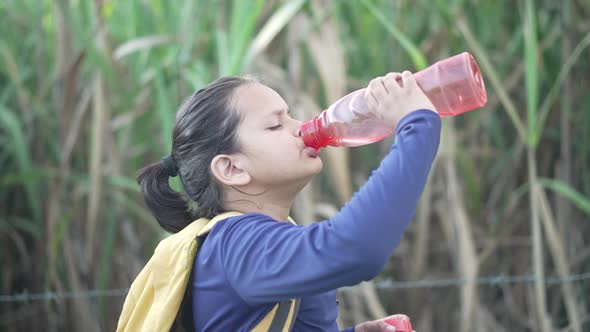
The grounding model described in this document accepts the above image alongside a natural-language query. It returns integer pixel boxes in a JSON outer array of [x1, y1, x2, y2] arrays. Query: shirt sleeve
[[220, 109, 441, 305]]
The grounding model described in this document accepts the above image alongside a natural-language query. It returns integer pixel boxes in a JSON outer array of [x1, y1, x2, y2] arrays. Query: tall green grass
[[1, 0, 589, 331]]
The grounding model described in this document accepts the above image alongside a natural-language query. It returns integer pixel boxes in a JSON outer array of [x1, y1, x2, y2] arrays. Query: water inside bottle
[[339, 134, 392, 147], [313, 121, 393, 148]]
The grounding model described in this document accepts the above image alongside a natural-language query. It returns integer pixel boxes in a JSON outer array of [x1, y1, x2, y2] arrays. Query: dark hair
[[137, 76, 256, 233]]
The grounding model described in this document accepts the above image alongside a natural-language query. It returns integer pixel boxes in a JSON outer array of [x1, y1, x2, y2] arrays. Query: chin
[[309, 158, 323, 174], [286, 159, 322, 186], [296, 162, 322, 185]]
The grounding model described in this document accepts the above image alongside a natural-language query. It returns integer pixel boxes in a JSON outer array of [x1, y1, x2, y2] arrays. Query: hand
[[364, 71, 437, 130], [355, 314, 417, 332], [354, 319, 396, 332]]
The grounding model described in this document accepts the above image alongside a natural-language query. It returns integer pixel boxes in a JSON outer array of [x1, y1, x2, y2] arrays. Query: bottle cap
[[300, 117, 326, 149]]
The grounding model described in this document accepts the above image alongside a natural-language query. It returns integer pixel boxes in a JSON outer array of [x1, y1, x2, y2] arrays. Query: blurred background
[[1, 0, 589, 331]]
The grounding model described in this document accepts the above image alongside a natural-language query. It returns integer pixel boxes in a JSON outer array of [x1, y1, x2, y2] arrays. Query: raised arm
[[220, 110, 441, 305]]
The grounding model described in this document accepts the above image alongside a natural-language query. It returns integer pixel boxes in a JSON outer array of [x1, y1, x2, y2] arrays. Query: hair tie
[[161, 155, 179, 177]]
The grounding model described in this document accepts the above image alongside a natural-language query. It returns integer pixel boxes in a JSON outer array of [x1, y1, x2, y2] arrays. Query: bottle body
[[300, 52, 487, 149], [415, 51, 487, 116]]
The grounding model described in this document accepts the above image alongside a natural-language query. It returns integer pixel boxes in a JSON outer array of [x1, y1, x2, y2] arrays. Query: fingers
[[364, 87, 379, 111], [364, 70, 426, 127], [381, 71, 417, 97], [401, 70, 417, 89], [368, 76, 388, 101], [368, 72, 411, 99], [383, 72, 403, 94]]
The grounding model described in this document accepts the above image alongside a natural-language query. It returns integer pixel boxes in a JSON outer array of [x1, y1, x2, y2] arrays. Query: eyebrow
[[269, 108, 291, 117]]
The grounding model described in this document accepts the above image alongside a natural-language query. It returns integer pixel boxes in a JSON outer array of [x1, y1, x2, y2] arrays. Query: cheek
[[244, 134, 300, 166], [263, 137, 298, 157], [246, 146, 289, 170]]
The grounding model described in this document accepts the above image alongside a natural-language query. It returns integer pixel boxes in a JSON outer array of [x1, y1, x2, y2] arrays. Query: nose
[[291, 119, 303, 137]]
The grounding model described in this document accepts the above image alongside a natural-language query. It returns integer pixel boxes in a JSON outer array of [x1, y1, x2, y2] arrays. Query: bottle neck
[[300, 116, 326, 149]]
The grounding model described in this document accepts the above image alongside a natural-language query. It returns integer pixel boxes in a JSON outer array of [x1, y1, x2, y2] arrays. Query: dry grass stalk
[[557, 0, 573, 265], [86, 0, 114, 269], [528, 150, 552, 332], [86, 77, 107, 269], [536, 185, 582, 332], [441, 122, 480, 332]]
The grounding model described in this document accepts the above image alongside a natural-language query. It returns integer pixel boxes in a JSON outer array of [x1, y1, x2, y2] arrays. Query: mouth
[[304, 147, 321, 158]]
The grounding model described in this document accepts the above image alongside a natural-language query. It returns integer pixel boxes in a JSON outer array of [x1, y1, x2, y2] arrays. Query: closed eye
[[267, 124, 282, 131]]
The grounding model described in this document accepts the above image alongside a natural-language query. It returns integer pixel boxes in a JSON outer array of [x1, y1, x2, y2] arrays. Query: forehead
[[232, 83, 288, 121]]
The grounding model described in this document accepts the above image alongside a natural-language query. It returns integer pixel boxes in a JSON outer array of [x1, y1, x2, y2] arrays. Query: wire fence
[[2, 271, 589, 303]]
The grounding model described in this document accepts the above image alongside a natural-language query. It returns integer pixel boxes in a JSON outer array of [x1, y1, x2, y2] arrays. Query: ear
[[210, 154, 251, 186]]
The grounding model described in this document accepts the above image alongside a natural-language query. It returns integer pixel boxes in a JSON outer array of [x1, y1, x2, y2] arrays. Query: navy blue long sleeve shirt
[[192, 110, 441, 331]]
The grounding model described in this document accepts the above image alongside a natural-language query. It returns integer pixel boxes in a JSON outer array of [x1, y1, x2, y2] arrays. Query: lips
[[304, 147, 321, 158]]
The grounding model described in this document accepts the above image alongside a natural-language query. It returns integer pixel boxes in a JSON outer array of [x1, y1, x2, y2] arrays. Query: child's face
[[232, 83, 323, 189]]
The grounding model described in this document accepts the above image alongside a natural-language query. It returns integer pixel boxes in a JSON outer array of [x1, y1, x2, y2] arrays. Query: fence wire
[[2, 272, 589, 303]]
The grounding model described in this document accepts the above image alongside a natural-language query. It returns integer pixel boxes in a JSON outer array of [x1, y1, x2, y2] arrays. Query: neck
[[223, 183, 302, 222]]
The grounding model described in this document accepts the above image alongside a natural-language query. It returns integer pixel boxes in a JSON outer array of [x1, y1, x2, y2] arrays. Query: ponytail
[[137, 161, 193, 233]]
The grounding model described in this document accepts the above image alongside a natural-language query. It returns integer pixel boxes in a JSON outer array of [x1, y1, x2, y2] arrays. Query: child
[[130, 71, 439, 331]]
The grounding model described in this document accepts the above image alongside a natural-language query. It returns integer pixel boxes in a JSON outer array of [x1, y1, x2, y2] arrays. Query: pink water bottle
[[300, 52, 487, 149]]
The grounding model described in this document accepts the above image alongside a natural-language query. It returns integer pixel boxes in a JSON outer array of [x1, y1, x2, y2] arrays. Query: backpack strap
[[269, 299, 300, 332], [197, 211, 245, 238], [251, 298, 300, 332], [172, 211, 244, 332]]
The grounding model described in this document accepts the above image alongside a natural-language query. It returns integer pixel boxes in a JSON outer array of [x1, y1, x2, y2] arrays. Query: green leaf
[[0, 106, 41, 222], [535, 31, 590, 146], [155, 74, 173, 152], [523, 0, 538, 147], [360, 0, 427, 70], [216, 29, 231, 76], [538, 178, 590, 218], [97, 205, 118, 316], [228, 0, 265, 74], [0, 216, 42, 238], [244, 0, 307, 69]]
